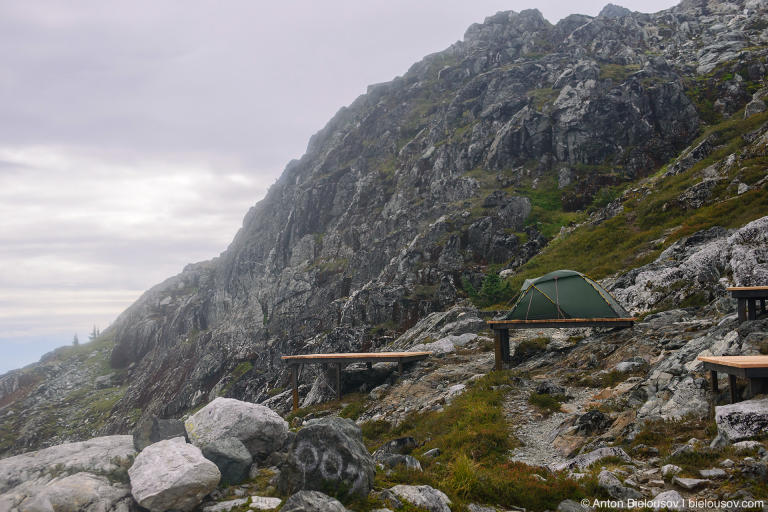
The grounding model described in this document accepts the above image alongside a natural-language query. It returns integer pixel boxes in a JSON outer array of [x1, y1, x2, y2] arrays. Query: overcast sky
[[0, 0, 678, 374]]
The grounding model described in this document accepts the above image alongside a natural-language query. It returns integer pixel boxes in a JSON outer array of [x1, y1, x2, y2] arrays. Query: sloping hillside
[[2, 0, 768, 458]]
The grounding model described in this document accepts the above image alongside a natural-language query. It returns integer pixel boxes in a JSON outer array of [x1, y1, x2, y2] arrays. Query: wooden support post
[[291, 365, 299, 412], [761, 299, 766, 315], [493, 329, 503, 372], [710, 370, 718, 392], [335, 363, 342, 401], [748, 298, 758, 321], [729, 374, 738, 404], [366, 362, 372, 370], [738, 298, 747, 322], [499, 329, 510, 363], [748, 378, 768, 398], [398, 360, 404, 376]]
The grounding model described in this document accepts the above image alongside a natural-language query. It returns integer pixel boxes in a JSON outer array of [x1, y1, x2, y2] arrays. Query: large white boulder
[[128, 437, 220, 512], [0, 435, 136, 510], [0, 435, 136, 494], [185, 397, 288, 460], [716, 398, 768, 441], [17, 472, 133, 512]]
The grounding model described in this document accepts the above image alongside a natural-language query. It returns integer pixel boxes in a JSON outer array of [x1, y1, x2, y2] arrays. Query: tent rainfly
[[487, 270, 635, 371], [504, 269, 629, 320]]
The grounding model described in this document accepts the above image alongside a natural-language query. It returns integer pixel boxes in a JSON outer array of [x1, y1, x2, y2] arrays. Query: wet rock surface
[[201, 437, 252, 485], [278, 417, 375, 498]]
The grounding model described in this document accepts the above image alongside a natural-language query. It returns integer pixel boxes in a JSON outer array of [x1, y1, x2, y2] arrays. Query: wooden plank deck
[[697, 355, 768, 403], [727, 286, 768, 322], [282, 351, 431, 410], [281, 352, 431, 364], [487, 317, 636, 328], [487, 318, 636, 371], [698, 355, 768, 368]]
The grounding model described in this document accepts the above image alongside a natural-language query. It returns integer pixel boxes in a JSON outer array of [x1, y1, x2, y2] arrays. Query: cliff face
[[3, 0, 768, 454]]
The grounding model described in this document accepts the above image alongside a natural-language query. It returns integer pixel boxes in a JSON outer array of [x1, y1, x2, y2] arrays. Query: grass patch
[[599, 63, 642, 82], [359, 371, 592, 510], [528, 393, 567, 414], [629, 416, 716, 456], [222, 361, 254, 395], [528, 88, 559, 110]]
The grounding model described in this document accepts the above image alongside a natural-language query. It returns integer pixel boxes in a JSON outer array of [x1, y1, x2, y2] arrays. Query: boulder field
[[0, 397, 454, 512]]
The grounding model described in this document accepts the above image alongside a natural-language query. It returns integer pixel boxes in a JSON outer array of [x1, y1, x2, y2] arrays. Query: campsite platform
[[698, 355, 768, 403], [488, 318, 636, 371], [728, 286, 768, 322], [282, 351, 431, 411]]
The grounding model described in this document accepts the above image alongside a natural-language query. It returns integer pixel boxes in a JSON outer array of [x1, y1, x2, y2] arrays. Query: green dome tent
[[504, 269, 630, 321]]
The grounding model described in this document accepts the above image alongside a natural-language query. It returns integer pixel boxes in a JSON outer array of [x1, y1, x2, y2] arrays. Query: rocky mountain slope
[[2, 0, 768, 461]]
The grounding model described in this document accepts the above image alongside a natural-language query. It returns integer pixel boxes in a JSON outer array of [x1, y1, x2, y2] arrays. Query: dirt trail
[[503, 383, 597, 467]]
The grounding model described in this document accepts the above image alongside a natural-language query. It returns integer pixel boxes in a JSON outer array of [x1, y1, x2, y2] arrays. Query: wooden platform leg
[[748, 378, 768, 398], [738, 298, 747, 322], [291, 365, 299, 412], [398, 360, 404, 376], [335, 363, 342, 401], [748, 298, 758, 321], [729, 374, 738, 403], [761, 299, 767, 315], [499, 329, 510, 364], [710, 370, 718, 392], [494, 329, 503, 372]]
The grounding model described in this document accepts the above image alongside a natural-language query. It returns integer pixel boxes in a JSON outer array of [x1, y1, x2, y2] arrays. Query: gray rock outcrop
[[201, 437, 252, 485], [0, 435, 136, 510], [612, 217, 768, 314], [13, 472, 134, 512], [715, 398, 768, 441], [597, 470, 642, 500], [278, 417, 375, 498], [185, 397, 288, 460], [128, 437, 220, 512], [387, 485, 452, 512], [280, 491, 348, 512], [133, 415, 187, 451], [649, 490, 686, 511], [551, 446, 632, 471]]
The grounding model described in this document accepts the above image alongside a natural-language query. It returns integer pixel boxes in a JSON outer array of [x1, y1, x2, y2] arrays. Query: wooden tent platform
[[282, 351, 431, 410], [487, 318, 636, 371], [698, 355, 768, 403], [727, 286, 768, 322]]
